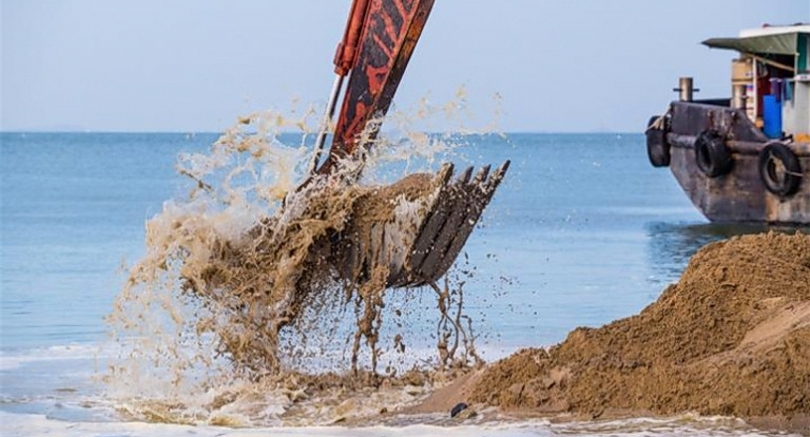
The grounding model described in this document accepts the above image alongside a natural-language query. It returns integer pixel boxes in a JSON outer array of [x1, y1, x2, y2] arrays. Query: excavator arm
[[309, 0, 510, 289], [315, 0, 436, 175]]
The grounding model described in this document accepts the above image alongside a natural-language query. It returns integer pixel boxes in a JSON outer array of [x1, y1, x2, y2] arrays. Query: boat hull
[[653, 101, 810, 225], [668, 145, 810, 224]]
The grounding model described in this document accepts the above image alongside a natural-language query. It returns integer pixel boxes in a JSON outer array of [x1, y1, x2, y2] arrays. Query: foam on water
[[1, 410, 795, 437], [0, 344, 100, 371]]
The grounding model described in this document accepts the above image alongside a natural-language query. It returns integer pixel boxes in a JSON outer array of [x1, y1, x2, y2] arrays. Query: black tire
[[646, 115, 670, 167], [694, 130, 733, 177], [758, 142, 802, 197]]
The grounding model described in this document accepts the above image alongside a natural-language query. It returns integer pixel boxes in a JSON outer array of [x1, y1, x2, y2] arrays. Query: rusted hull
[[659, 101, 810, 224], [668, 146, 810, 224]]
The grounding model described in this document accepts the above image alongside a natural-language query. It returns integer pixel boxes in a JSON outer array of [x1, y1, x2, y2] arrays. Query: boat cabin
[[703, 24, 810, 142], [645, 24, 810, 225]]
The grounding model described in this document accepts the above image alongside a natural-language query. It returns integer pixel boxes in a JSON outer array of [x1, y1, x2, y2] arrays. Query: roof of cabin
[[702, 24, 809, 56]]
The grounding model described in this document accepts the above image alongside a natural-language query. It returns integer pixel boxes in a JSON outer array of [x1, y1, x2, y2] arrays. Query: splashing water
[[104, 95, 497, 426]]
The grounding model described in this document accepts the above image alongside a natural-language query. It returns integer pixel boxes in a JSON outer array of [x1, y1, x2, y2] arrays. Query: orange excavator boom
[[304, 0, 510, 290], [315, 0, 436, 175]]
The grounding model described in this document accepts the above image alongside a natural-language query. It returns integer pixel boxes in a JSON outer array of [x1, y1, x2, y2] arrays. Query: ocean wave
[[0, 343, 102, 371]]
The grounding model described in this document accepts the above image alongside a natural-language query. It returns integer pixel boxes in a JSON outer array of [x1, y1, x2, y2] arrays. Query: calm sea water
[[0, 132, 793, 436]]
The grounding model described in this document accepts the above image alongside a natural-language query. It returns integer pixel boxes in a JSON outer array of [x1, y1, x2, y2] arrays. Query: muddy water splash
[[105, 97, 495, 425]]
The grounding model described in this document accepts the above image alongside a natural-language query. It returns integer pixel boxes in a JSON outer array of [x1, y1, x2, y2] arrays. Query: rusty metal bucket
[[331, 161, 510, 289]]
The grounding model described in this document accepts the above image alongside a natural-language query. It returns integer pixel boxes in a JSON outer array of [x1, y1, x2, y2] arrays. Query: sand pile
[[458, 231, 809, 424]]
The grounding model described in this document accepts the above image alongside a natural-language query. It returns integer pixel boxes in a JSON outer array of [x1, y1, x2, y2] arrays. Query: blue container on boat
[[762, 94, 782, 139]]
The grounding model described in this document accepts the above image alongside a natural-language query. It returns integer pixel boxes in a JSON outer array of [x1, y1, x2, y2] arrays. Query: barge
[[646, 24, 810, 224]]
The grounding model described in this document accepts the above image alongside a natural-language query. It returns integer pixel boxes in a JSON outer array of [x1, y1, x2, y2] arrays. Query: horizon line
[[0, 129, 642, 135]]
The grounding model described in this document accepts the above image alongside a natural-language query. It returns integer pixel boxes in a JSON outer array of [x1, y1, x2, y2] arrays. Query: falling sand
[[105, 109, 482, 426]]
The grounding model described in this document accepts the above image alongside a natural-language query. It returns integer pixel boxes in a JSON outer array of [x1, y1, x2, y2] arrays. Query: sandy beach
[[406, 232, 810, 435]]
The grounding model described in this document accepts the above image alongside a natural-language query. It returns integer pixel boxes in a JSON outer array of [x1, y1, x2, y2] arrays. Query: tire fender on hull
[[694, 129, 733, 178], [645, 115, 670, 167], [758, 141, 803, 197]]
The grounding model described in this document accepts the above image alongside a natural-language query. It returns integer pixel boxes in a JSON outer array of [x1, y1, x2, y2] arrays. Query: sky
[[2, 0, 808, 133]]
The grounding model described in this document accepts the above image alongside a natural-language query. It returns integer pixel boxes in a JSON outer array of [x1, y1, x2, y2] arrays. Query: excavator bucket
[[311, 0, 509, 288], [333, 161, 510, 289]]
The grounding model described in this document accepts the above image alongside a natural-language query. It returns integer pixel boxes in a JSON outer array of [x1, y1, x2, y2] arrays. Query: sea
[[0, 130, 801, 436]]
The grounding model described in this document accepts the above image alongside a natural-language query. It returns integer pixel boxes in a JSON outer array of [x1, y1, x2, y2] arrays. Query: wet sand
[[406, 232, 810, 436]]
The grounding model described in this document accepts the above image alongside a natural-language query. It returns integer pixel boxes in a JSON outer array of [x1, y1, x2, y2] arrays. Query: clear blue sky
[[2, 0, 808, 133]]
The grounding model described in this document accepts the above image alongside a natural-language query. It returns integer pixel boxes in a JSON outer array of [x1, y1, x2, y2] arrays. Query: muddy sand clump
[[178, 169, 472, 375], [419, 232, 810, 432]]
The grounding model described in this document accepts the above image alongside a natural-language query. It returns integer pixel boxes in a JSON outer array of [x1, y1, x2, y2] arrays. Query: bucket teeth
[[380, 160, 510, 288]]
